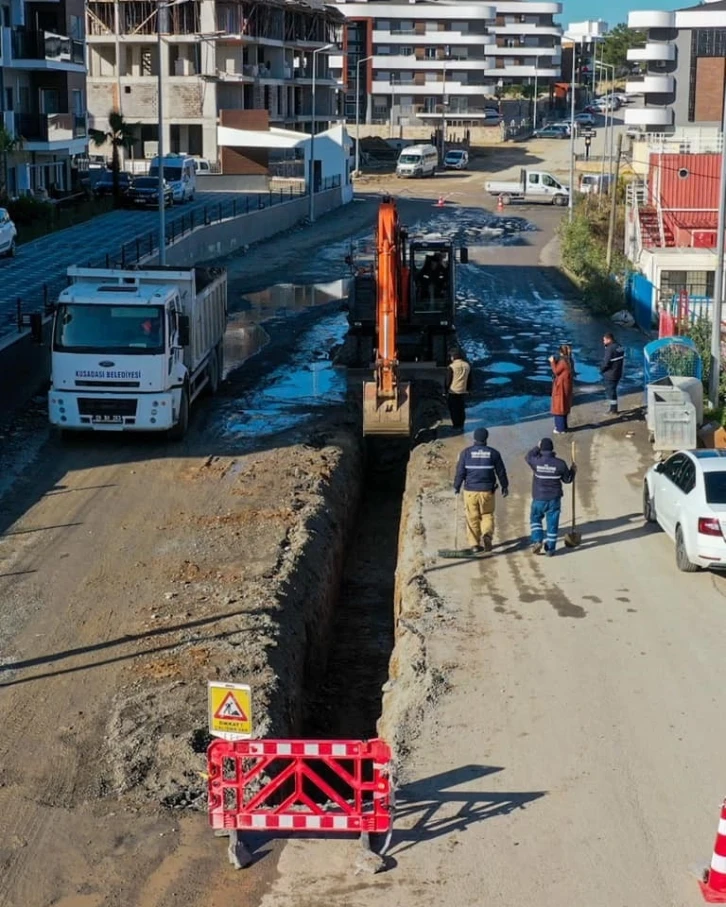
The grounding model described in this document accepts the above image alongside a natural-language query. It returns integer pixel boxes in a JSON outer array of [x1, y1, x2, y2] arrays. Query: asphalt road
[[0, 189, 298, 339]]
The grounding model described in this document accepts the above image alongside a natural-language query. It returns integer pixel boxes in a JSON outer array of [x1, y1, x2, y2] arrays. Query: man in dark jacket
[[525, 438, 576, 556], [454, 427, 509, 552], [600, 332, 625, 414]]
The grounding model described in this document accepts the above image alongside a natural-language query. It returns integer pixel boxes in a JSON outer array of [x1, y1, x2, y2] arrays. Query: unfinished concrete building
[[86, 0, 344, 165]]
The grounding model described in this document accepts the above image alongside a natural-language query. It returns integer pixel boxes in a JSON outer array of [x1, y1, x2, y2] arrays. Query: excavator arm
[[362, 197, 411, 436]]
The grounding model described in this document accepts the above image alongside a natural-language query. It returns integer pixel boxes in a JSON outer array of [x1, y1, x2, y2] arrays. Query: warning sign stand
[[208, 681, 252, 740]]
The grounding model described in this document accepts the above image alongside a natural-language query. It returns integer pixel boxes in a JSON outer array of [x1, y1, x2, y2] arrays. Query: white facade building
[[330, 0, 561, 125]]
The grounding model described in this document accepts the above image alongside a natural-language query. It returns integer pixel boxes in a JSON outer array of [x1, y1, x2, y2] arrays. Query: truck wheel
[[206, 349, 220, 395], [500, 194, 511, 206], [169, 386, 189, 441], [554, 195, 568, 207]]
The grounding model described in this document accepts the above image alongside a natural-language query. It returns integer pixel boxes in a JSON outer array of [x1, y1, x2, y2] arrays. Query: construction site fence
[[8, 183, 315, 334]]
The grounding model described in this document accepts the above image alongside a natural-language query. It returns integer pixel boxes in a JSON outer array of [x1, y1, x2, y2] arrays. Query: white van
[[149, 153, 196, 203], [396, 144, 438, 179]]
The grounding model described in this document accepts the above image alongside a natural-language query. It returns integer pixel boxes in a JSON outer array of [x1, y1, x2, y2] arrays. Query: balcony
[[9, 29, 85, 70], [627, 42, 676, 62], [372, 29, 495, 46], [625, 74, 674, 94], [624, 106, 673, 127], [627, 10, 675, 29], [373, 55, 494, 70], [14, 112, 88, 146]]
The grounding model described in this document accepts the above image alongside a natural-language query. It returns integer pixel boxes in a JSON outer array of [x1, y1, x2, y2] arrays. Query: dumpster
[[652, 400, 697, 453], [646, 380, 687, 434], [643, 337, 702, 391]]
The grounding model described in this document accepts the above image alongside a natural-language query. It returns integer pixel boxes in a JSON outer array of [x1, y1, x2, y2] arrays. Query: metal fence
[[9, 183, 312, 334]]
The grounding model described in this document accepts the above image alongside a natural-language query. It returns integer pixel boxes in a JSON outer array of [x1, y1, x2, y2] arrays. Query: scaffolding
[[87, 0, 202, 37]]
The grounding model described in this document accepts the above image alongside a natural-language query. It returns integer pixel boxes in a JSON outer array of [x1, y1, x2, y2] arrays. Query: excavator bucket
[[362, 380, 411, 436]]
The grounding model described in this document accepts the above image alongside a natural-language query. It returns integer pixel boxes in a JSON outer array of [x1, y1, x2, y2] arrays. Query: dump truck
[[48, 265, 227, 438]]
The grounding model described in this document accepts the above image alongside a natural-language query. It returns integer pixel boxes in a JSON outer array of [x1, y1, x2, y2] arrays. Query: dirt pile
[[104, 427, 363, 809]]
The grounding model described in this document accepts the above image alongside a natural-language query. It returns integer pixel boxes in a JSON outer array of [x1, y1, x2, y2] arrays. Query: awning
[[217, 126, 310, 150]]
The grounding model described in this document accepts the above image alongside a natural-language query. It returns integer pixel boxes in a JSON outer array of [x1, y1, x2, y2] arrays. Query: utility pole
[[157, 0, 166, 264], [606, 132, 623, 269], [708, 87, 726, 409], [567, 39, 577, 223]]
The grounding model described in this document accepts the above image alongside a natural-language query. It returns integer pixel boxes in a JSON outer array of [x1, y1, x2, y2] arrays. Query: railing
[[8, 181, 347, 333], [634, 130, 723, 155], [15, 112, 86, 142], [11, 30, 84, 65], [655, 193, 666, 249]]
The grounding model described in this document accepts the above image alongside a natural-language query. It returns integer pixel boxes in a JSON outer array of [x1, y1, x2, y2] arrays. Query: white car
[[443, 149, 469, 170], [574, 112, 596, 126], [0, 207, 17, 257], [644, 450, 726, 572]]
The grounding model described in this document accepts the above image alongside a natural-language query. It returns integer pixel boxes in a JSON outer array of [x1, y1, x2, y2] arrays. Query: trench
[[303, 438, 410, 742]]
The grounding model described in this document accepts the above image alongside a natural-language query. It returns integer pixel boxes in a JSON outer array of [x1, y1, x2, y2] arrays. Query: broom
[[438, 493, 478, 558], [563, 440, 582, 548]]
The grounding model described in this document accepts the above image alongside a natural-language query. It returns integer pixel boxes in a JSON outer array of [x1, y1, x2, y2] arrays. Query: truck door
[[528, 172, 540, 196]]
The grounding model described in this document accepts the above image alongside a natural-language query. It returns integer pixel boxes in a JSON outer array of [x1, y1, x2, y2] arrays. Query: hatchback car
[[0, 207, 17, 257], [533, 124, 570, 139], [443, 149, 469, 170], [643, 449, 726, 572], [574, 112, 596, 126], [93, 171, 133, 200], [127, 176, 173, 208]]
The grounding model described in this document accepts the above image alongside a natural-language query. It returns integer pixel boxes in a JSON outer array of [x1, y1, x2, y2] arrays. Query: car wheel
[[675, 525, 699, 573], [168, 385, 189, 441], [643, 483, 656, 522], [554, 195, 568, 207], [500, 193, 511, 206], [6, 239, 16, 258]]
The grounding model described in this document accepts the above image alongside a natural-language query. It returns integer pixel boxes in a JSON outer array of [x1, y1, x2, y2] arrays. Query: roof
[[678, 0, 726, 10], [217, 126, 309, 150]]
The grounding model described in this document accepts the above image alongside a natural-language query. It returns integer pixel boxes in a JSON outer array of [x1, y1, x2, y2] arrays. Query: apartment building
[[625, 0, 726, 131], [330, 0, 561, 126], [86, 0, 344, 166], [0, 0, 88, 194]]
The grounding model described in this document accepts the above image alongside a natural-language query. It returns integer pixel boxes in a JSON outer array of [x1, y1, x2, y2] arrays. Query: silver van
[[396, 144, 438, 178]]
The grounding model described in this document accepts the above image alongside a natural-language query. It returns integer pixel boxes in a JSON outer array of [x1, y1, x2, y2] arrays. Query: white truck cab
[[48, 266, 227, 438]]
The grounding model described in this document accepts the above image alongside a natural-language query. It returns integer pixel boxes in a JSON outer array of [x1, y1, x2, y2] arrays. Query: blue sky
[[557, 0, 683, 30]]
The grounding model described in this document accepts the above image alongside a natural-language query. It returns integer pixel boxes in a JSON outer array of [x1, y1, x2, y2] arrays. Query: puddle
[[485, 377, 512, 386], [466, 395, 550, 429], [220, 314, 347, 442], [488, 361, 525, 375], [235, 279, 349, 322]]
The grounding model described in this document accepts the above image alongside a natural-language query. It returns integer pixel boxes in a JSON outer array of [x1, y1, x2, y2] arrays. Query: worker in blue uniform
[[525, 438, 576, 556]]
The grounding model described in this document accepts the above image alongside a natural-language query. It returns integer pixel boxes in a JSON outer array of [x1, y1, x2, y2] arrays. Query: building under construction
[[86, 0, 344, 164]]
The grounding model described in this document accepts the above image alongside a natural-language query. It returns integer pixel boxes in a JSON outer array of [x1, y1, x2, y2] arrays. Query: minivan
[[148, 153, 196, 203], [444, 149, 469, 170], [396, 144, 438, 178]]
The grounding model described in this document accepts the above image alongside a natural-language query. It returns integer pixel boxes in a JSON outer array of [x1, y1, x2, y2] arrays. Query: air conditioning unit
[[144, 141, 159, 159], [692, 231, 717, 248]]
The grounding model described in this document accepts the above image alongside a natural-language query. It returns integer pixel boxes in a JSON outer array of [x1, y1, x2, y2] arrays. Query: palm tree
[[89, 110, 138, 205], [0, 124, 23, 201]]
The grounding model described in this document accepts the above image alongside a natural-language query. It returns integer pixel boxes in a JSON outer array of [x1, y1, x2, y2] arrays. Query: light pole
[[708, 87, 726, 409], [593, 61, 615, 190], [157, 0, 166, 264], [354, 54, 373, 174], [308, 42, 335, 224], [567, 38, 578, 223], [532, 55, 545, 130]]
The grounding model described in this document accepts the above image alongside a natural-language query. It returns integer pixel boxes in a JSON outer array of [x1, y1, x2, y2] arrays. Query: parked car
[[574, 112, 596, 126], [443, 149, 469, 170], [126, 176, 174, 208], [191, 156, 213, 173], [532, 124, 570, 139], [93, 171, 133, 200], [613, 93, 633, 105], [643, 449, 726, 572], [0, 207, 17, 258]]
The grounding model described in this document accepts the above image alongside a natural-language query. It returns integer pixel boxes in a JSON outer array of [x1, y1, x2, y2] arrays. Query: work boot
[[482, 535, 493, 552], [531, 541, 543, 555], [471, 545, 484, 554]]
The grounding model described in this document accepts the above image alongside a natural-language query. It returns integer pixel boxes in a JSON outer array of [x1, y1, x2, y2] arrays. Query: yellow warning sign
[[208, 681, 252, 740]]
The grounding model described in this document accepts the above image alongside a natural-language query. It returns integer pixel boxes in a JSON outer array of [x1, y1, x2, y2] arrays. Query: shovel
[[564, 440, 582, 549], [438, 493, 478, 558]]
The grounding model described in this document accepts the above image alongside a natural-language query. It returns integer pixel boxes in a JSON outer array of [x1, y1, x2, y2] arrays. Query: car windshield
[[134, 178, 158, 189], [704, 473, 726, 504], [399, 154, 421, 164], [446, 152, 463, 160], [53, 304, 165, 354]]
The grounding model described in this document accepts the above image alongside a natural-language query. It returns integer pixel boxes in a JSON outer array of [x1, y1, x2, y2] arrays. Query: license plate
[[91, 414, 123, 424], [135, 199, 146, 204]]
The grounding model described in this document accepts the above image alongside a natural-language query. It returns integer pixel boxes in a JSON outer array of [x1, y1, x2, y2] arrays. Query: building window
[[141, 47, 153, 76], [4, 87, 13, 111], [424, 46, 437, 59], [688, 29, 726, 122], [660, 270, 715, 300], [399, 46, 414, 56]]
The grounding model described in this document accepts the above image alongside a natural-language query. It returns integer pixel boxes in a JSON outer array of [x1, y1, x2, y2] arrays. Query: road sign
[[208, 681, 252, 740]]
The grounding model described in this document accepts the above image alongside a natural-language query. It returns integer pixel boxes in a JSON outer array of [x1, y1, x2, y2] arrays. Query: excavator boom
[[362, 198, 411, 437]]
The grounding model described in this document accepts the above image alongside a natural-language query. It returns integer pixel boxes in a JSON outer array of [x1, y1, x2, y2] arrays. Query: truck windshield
[[54, 304, 166, 354], [399, 154, 421, 164]]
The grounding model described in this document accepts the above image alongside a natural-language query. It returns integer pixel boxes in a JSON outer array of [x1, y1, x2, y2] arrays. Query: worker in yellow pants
[[453, 428, 510, 553]]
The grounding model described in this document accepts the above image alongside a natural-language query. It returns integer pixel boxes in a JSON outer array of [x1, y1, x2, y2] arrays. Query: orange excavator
[[347, 196, 467, 437], [362, 197, 411, 436]]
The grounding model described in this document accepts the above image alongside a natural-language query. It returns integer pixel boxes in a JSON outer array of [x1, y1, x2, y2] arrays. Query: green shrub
[[7, 195, 52, 226]]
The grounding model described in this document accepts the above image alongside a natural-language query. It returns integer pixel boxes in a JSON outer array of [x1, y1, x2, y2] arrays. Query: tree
[[600, 23, 646, 74], [0, 124, 23, 201], [89, 110, 138, 205]]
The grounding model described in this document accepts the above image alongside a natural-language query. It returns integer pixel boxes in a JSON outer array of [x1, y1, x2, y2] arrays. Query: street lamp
[[308, 42, 335, 224], [532, 55, 545, 131], [440, 46, 451, 162], [708, 87, 726, 409], [354, 54, 373, 174], [566, 36, 580, 223], [593, 60, 615, 190]]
